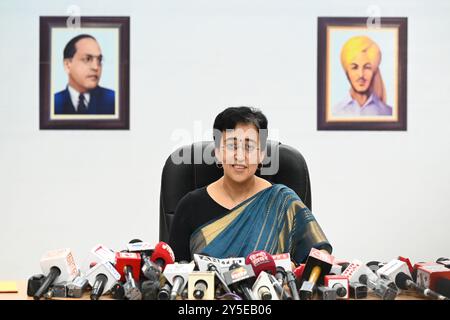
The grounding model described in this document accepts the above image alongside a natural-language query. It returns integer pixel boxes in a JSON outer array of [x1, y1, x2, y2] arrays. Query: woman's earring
[[257, 163, 263, 170], [216, 162, 223, 169]]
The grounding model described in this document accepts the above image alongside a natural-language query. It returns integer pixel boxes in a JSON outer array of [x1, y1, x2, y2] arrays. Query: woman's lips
[[232, 164, 247, 171]]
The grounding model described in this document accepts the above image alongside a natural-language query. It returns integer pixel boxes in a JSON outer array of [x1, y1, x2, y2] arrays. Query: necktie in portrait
[[77, 93, 87, 114]]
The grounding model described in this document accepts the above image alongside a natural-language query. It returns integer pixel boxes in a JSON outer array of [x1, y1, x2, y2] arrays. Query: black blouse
[[168, 186, 229, 262]]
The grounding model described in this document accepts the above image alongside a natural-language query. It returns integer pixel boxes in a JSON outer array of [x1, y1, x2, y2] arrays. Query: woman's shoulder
[[269, 183, 302, 198], [178, 186, 209, 207], [173, 187, 210, 221]]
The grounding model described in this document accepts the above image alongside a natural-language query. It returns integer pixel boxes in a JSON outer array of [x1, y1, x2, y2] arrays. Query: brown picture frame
[[40, 16, 130, 130], [317, 17, 407, 131]]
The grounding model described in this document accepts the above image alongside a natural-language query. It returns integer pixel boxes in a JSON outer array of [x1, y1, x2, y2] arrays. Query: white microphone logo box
[[272, 253, 292, 272], [376, 259, 411, 280], [252, 271, 279, 300], [40, 248, 79, 283], [85, 262, 121, 293], [188, 272, 215, 300]]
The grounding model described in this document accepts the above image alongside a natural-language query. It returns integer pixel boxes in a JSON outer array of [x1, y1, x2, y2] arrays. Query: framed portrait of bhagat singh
[[39, 16, 129, 130], [317, 17, 407, 130]]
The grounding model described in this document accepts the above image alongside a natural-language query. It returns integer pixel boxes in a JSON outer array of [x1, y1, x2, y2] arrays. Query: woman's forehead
[[223, 126, 260, 141]]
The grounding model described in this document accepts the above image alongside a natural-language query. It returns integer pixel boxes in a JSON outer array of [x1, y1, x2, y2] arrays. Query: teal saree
[[190, 184, 332, 264]]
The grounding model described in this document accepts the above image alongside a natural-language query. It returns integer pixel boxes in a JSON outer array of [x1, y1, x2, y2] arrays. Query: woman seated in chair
[[168, 106, 332, 264]]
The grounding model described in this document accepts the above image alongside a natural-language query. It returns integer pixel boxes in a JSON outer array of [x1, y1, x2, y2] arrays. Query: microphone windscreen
[[394, 272, 411, 290], [151, 242, 175, 269], [245, 251, 276, 277]]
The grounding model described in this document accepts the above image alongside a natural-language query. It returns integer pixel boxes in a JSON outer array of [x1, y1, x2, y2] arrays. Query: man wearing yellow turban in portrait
[[334, 35, 392, 116]]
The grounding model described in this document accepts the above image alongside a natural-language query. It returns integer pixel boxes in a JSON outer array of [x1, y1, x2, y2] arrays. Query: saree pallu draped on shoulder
[[190, 184, 332, 263]]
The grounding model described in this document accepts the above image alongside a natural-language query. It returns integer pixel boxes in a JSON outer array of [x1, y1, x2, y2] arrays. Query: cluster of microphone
[[27, 243, 450, 301]]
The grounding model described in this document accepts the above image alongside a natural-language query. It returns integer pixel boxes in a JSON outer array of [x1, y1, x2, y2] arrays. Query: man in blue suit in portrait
[[54, 34, 115, 115]]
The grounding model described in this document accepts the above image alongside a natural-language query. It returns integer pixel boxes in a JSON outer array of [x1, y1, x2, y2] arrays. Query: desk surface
[[0, 281, 427, 301]]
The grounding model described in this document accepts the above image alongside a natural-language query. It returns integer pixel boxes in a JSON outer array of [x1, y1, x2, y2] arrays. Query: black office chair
[[159, 140, 312, 242]]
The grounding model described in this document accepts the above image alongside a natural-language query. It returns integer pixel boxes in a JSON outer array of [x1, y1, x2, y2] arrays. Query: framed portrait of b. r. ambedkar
[[317, 17, 407, 130], [40, 16, 129, 129]]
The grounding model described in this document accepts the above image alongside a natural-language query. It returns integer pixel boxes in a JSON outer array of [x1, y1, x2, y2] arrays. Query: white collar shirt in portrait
[[333, 93, 392, 116], [68, 85, 91, 112]]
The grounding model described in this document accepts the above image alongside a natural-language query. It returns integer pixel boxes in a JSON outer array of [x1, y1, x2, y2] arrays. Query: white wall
[[0, 0, 449, 279]]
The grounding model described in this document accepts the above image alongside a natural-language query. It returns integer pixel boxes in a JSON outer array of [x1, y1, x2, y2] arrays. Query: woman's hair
[[213, 106, 268, 149]]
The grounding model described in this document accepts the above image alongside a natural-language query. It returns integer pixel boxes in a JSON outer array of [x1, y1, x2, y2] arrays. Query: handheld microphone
[[157, 282, 172, 300], [252, 271, 279, 300], [267, 273, 292, 300], [245, 251, 277, 277], [194, 254, 222, 271], [324, 275, 349, 299], [342, 260, 378, 284], [271, 253, 299, 300], [34, 248, 79, 300], [115, 252, 141, 282], [194, 254, 232, 293], [395, 272, 448, 300], [188, 272, 215, 300], [223, 263, 256, 300], [376, 259, 412, 288], [272, 253, 290, 285], [343, 259, 397, 300], [246, 251, 287, 299], [163, 262, 195, 300], [300, 248, 335, 300], [127, 239, 159, 281], [359, 274, 398, 300], [150, 241, 175, 272], [271, 253, 293, 273], [208, 263, 232, 294], [115, 252, 142, 300], [85, 261, 121, 300]]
